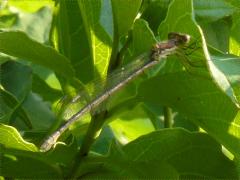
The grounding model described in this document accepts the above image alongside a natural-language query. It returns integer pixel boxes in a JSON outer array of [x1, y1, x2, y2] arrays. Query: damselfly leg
[[182, 35, 202, 57]]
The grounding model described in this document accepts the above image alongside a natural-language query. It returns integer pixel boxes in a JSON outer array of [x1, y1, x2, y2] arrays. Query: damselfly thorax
[[151, 32, 191, 60]]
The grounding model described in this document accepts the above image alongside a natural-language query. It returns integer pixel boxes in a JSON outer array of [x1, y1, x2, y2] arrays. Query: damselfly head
[[168, 32, 191, 46]]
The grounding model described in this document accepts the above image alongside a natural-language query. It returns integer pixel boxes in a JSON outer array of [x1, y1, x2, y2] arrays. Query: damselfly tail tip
[[39, 131, 61, 152], [40, 140, 53, 152]]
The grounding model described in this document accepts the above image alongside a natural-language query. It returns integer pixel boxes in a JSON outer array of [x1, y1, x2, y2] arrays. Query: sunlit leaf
[[0, 124, 37, 151], [78, 129, 238, 178], [0, 31, 75, 79], [77, 0, 112, 80], [194, 0, 236, 22]]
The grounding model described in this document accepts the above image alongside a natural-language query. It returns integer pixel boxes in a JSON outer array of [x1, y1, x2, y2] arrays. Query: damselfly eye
[[181, 34, 191, 44]]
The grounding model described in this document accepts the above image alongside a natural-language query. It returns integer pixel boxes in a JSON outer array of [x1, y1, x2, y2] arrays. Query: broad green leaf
[[141, 103, 165, 130], [206, 47, 237, 103], [0, 148, 61, 178], [32, 74, 62, 102], [132, 19, 156, 56], [0, 54, 11, 64], [0, 89, 13, 122], [0, 124, 37, 151], [0, 31, 75, 79], [77, 0, 112, 80], [1, 5, 64, 96], [210, 48, 240, 104], [0, 13, 17, 28], [8, 0, 54, 13], [10, 6, 53, 43], [0, 89, 32, 129], [1, 61, 32, 128], [1, 61, 31, 101], [31, 63, 62, 93], [226, 0, 240, 7], [159, 0, 200, 37], [199, 19, 231, 52], [111, 0, 141, 38], [21, 92, 55, 130], [193, 0, 236, 22], [52, 0, 92, 83], [92, 126, 115, 154], [109, 104, 155, 143], [138, 72, 240, 158], [173, 112, 199, 131], [1, 138, 77, 178], [43, 141, 79, 168], [141, 0, 170, 34], [78, 129, 238, 178], [230, 12, 240, 56], [109, 0, 141, 70]]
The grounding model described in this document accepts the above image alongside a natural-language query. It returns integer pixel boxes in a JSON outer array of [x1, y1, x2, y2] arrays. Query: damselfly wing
[[40, 32, 193, 152]]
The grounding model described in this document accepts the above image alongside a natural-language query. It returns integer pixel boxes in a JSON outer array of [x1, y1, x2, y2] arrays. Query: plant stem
[[163, 106, 173, 128], [70, 111, 107, 178]]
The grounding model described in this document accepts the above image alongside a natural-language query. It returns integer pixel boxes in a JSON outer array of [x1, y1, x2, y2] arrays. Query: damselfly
[[40, 32, 191, 152]]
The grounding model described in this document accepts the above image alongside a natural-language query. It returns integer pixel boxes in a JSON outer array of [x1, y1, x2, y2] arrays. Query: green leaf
[[79, 129, 238, 178], [109, 0, 141, 71], [77, 0, 112, 80], [1, 137, 77, 178], [132, 19, 156, 56], [193, 0, 236, 22], [207, 49, 237, 103], [230, 12, 240, 56], [227, 0, 240, 7], [0, 89, 32, 129], [1, 61, 31, 101], [109, 104, 155, 143], [0, 124, 37, 151], [0, 13, 17, 28], [52, 0, 92, 83], [199, 19, 231, 52], [0, 31, 75, 79], [32, 74, 62, 102], [159, 0, 200, 37], [8, 0, 54, 13], [173, 112, 199, 131], [91, 126, 115, 154], [43, 141, 79, 168], [10, 6, 53, 43], [1, 61, 32, 128], [138, 72, 240, 158], [0, 148, 61, 178], [141, 0, 170, 34], [210, 48, 240, 104], [111, 0, 141, 38], [21, 92, 55, 130]]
